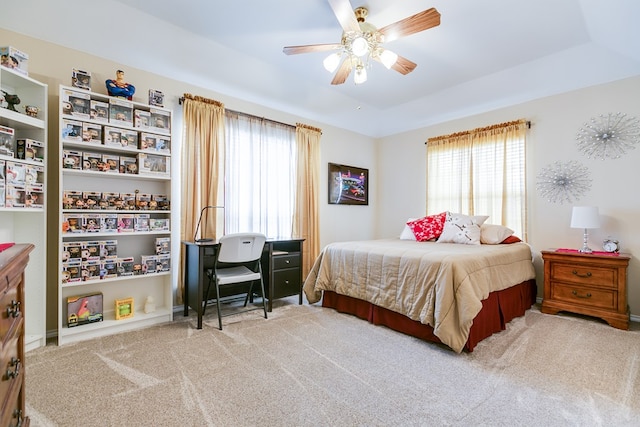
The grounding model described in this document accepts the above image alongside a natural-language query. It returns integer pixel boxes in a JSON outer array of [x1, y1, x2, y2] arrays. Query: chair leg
[[243, 281, 254, 307], [258, 277, 268, 319], [215, 280, 223, 330]]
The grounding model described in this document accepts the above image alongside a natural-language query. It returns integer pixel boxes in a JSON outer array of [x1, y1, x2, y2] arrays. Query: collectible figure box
[[5, 161, 25, 185], [82, 259, 101, 281], [100, 240, 118, 259], [16, 139, 45, 162], [149, 108, 171, 133], [0, 46, 29, 75], [120, 192, 136, 210], [71, 68, 91, 91], [135, 192, 151, 210], [157, 253, 171, 272], [118, 257, 135, 276], [63, 213, 84, 233], [67, 293, 103, 327], [135, 213, 150, 231], [141, 255, 157, 274], [5, 184, 25, 207], [101, 214, 118, 232], [26, 164, 44, 190], [148, 89, 164, 107], [121, 129, 138, 149], [83, 151, 102, 171], [82, 240, 101, 261], [61, 89, 91, 119], [63, 241, 82, 262], [102, 154, 120, 173], [156, 135, 171, 154], [109, 98, 133, 127], [102, 260, 118, 278], [139, 133, 157, 152], [62, 119, 83, 141], [117, 214, 135, 232], [151, 218, 170, 232], [62, 260, 82, 283], [63, 150, 82, 170], [155, 237, 170, 254], [90, 100, 109, 123], [63, 190, 83, 209], [138, 153, 169, 175], [103, 127, 124, 148], [25, 187, 43, 208], [134, 109, 150, 130], [0, 125, 15, 157], [152, 194, 170, 210], [83, 190, 101, 209], [0, 158, 4, 181], [83, 214, 101, 232], [120, 156, 138, 174], [0, 184, 5, 208], [82, 122, 102, 144]]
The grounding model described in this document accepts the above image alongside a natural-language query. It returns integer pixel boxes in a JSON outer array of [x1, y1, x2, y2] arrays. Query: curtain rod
[[424, 119, 531, 144], [179, 96, 296, 129]]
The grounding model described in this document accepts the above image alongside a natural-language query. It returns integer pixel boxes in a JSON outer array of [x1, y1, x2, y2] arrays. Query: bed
[[303, 238, 537, 353]]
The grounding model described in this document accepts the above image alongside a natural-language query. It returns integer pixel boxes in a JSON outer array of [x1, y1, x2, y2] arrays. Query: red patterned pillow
[[501, 235, 522, 244], [407, 212, 447, 242]]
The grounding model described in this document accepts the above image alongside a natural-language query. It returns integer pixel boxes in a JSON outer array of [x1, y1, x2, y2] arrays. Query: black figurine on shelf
[[105, 69, 135, 100], [1, 89, 20, 112]]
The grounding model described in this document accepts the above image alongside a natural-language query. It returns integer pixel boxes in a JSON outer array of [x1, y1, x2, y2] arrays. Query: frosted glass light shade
[[570, 206, 600, 229], [354, 66, 367, 84], [323, 53, 341, 73], [351, 37, 369, 57], [380, 49, 398, 69]]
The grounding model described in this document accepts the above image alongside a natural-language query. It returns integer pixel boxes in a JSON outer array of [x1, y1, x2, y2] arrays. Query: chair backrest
[[217, 233, 266, 264]]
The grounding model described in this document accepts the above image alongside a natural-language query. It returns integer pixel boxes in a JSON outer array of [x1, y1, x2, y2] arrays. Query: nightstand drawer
[[550, 282, 616, 310], [273, 254, 300, 270], [550, 263, 616, 288]]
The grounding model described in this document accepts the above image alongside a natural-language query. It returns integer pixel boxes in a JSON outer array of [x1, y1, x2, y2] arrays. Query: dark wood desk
[[182, 238, 304, 328]]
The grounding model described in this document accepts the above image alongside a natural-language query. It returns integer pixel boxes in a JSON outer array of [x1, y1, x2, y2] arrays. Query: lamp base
[[578, 228, 593, 253]]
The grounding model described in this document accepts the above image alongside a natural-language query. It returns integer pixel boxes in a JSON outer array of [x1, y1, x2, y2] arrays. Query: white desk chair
[[204, 232, 268, 329]]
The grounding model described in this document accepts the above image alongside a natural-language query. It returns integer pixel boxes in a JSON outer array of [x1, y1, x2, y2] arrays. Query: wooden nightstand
[[541, 250, 630, 329]]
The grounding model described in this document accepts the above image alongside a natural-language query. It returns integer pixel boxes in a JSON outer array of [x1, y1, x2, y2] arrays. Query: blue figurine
[[106, 69, 135, 99]]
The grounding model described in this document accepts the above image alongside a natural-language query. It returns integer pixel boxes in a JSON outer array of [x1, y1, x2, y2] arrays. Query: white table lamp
[[570, 206, 600, 253]]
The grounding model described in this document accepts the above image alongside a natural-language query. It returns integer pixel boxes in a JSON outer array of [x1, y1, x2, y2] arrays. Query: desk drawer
[[550, 263, 616, 289], [550, 282, 616, 310], [273, 254, 300, 271], [272, 269, 300, 299]]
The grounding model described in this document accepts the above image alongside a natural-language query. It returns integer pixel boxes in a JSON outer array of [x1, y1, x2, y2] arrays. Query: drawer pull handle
[[12, 408, 23, 427], [571, 290, 592, 299], [6, 300, 21, 318], [5, 357, 20, 380], [284, 280, 289, 284], [285, 260, 290, 264], [572, 270, 592, 278]]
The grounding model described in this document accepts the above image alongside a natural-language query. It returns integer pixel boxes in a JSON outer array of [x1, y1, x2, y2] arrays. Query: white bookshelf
[[56, 85, 174, 345]]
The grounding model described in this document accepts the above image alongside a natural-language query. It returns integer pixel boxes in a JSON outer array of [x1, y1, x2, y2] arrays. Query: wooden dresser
[[541, 250, 630, 329], [0, 244, 33, 427]]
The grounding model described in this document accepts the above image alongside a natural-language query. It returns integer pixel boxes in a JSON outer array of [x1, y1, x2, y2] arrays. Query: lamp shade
[[570, 206, 600, 229]]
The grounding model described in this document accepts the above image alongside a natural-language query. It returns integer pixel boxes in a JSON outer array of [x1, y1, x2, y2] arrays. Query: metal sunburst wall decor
[[536, 160, 592, 204], [576, 112, 640, 160]]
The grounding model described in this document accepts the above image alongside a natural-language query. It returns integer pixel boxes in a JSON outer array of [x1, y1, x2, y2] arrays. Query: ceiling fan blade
[[331, 58, 352, 85], [391, 55, 417, 75], [373, 54, 417, 75], [378, 8, 441, 43], [283, 43, 342, 55], [328, 0, 360, 33]]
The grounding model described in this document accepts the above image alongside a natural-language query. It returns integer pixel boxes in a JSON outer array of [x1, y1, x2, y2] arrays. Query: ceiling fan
[[283, 0, 441, 85]]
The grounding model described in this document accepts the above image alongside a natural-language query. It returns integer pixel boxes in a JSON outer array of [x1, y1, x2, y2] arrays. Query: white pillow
[[480, 224, 514, 244], [399, 218, 417, 240], [437, 212, 489, 245]]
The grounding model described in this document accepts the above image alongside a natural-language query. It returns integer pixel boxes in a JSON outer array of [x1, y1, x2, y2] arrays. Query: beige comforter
[[303, 239, 536, 353]]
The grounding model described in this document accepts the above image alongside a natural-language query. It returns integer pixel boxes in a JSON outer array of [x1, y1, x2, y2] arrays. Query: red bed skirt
[[321, 279, 537, 352]]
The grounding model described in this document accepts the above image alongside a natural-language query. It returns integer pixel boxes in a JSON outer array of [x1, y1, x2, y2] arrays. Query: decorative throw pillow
[[501, 235, 522, 244], [406, 212, 447, 242], [400, 218, 418, 240], [437, 212, 489, 245], [480, 224, 514, 244]]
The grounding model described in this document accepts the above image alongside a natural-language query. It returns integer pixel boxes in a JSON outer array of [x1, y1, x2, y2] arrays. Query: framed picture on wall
[[328, 162, 368, 205]]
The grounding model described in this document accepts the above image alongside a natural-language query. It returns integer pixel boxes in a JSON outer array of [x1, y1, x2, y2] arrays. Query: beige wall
[[376, 76, 640, 318]]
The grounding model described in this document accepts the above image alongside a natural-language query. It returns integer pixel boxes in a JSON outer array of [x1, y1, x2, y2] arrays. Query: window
[[426, 120, 528, 239], [224, 111, 297, 238]]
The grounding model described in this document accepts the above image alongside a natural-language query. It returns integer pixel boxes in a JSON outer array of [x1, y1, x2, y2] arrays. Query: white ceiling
[[3, 0, 640, 137]]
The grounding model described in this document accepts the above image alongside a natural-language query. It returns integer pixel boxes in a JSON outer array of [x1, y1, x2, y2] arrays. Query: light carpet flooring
[[25, 297, 640, 426]]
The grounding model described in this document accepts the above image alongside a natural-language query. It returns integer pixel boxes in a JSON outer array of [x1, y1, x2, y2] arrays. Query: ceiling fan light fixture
[[351, 36, 369, 57], [354, 64, 367, 84], [380, 49, 398, 69], [323, 52, 341, 73]]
